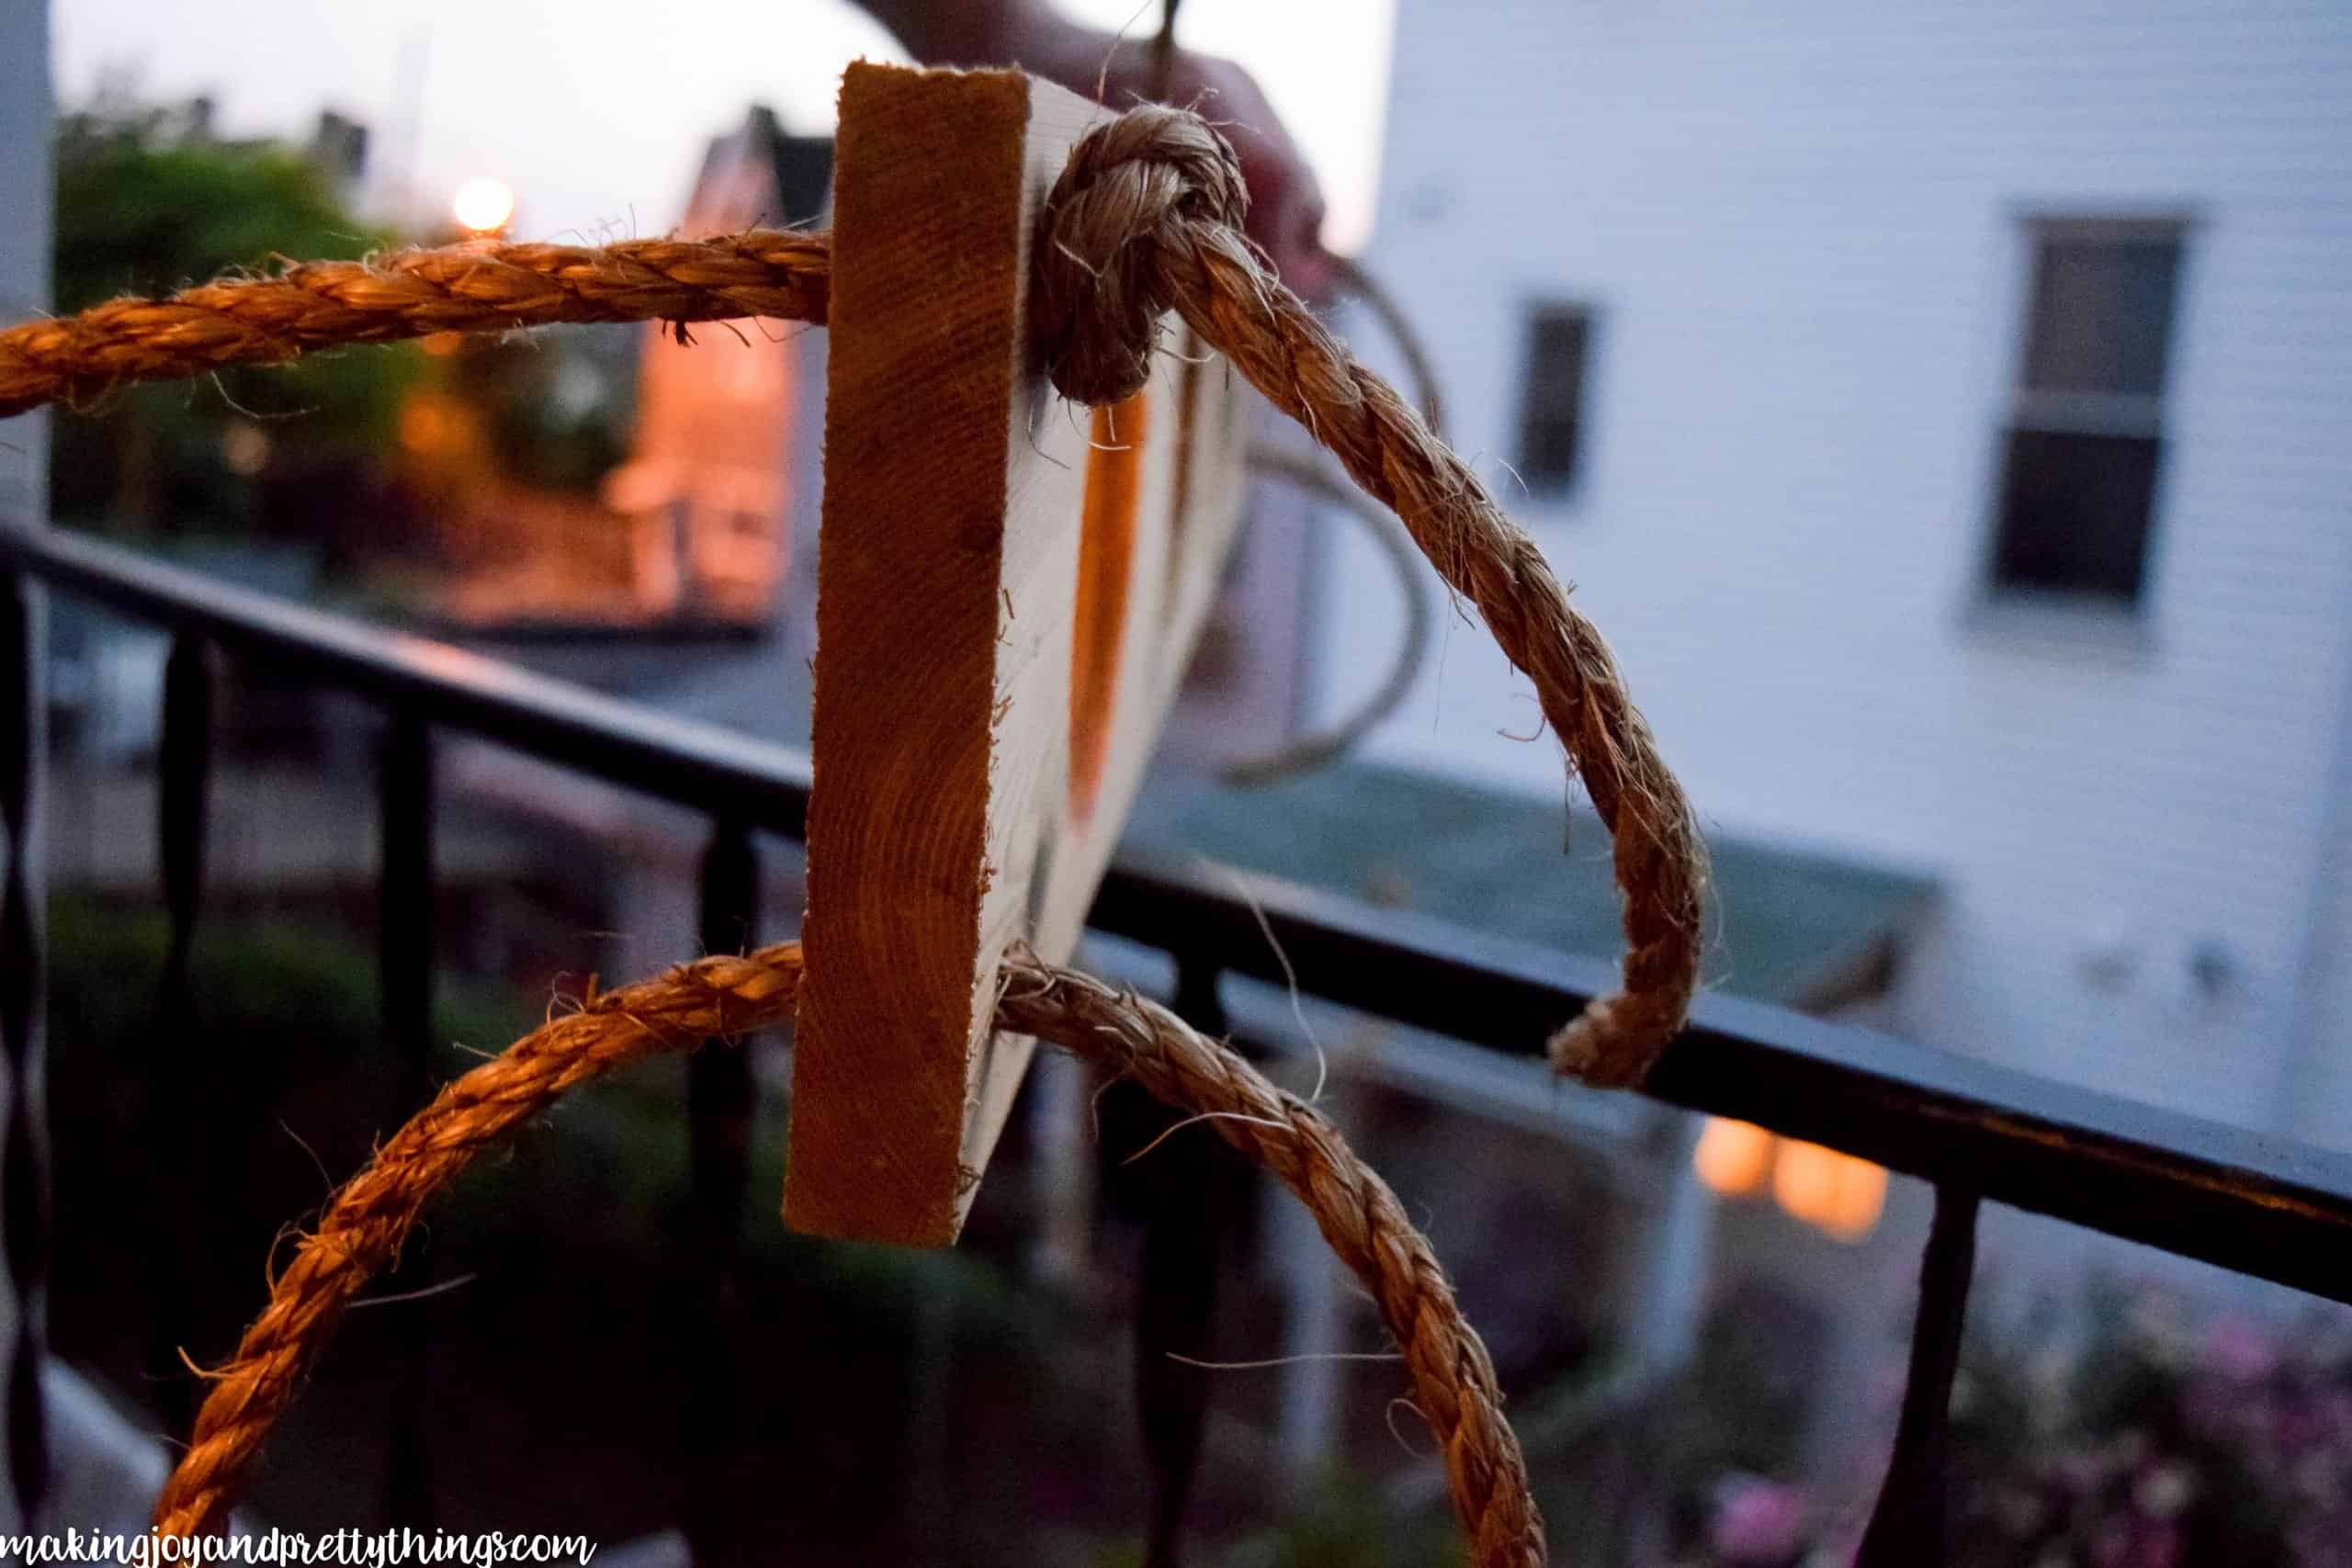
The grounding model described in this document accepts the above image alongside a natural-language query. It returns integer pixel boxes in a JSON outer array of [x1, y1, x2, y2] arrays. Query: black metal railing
[[7, 518, 2352, 1562]]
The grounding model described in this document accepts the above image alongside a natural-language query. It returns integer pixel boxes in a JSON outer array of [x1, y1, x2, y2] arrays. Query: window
[[1516, 304, 1594, 494], [1987, 219, 2187, 608]]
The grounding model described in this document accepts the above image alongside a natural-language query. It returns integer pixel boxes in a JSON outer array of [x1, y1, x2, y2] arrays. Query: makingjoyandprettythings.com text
[[0, 1529, 597, 1566]]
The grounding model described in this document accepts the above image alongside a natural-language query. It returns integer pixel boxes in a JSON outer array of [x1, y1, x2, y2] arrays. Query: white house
[[0, 2, 45, 533], [1324, 0, 2352, 1144]]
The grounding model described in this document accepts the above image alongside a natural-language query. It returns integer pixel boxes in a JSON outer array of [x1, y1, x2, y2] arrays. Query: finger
[[1232, 139, 1333, 299]]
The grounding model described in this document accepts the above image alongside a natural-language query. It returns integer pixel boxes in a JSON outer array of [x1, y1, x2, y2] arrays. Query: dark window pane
[[1990, 428, 2161, 602], [1517, 306, 1591, 490], [2022, 235, 2181, 397]]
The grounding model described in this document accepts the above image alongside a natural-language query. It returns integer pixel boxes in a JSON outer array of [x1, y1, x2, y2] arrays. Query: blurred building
[[548, 100, 1320, 761], [411, 108, 831, 637], [306, 109, 368, 201], [1336, 0, 2352, 1147], [603, 106, 831, 626], [172, 96, 371, 199]]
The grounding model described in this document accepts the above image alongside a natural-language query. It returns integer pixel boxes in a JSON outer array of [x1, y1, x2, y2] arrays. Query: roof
[[744, 106, 833, 228], [688, 106, 831, 231], [469, 620, 1931, 1010], [1123, 761, 1939, 1010]]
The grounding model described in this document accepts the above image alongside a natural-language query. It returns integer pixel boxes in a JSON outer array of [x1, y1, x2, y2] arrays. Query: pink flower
[[1712, 1475, 1809, 1564]]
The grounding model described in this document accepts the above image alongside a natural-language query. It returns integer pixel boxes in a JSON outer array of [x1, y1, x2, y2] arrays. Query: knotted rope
[[0, 96, 1723, 1566], [149, 943, 1544, 1567], [1031, 106, 1702, 1081], [0, 107, 1703, 1081]]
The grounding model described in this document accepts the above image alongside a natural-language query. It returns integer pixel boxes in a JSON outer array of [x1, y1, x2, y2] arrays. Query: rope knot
[[1034, 105, 1249, 406]]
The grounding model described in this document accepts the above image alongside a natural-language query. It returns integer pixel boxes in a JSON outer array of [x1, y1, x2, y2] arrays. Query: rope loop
[[0, 90, 1736, 1568], [0, 96, 1709, 1086], [1032, 105, 1249, 406]]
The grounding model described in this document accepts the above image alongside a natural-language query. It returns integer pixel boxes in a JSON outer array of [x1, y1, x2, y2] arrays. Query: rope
[[1218, 446, 1434, 787], [150, 946, 805, 1539], [148, 942, 1544, 1565], [0, 103, 1705, 1083], [1032, 107, 1706, 1084], [1211, 258, 1447, 789], [0, 231, 831, 418], [1328, 252, 1444, 434], [995, 958, 1544, 1565], [0, 95, 1722, 1568]]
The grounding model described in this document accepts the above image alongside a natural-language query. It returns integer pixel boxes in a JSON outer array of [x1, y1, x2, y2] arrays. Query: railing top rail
[[13, 520, 2352, 1303], [1100, 852, 2352, 1302], [1, 523, 812, 832]]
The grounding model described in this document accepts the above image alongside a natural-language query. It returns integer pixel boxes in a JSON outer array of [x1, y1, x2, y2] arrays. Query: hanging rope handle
[[0, 105, 1705, 1084], [146, 943, 1547, 1567], [1029, 107, 1704, 1080], [0, 99, 1725, 1568], [1216, 445, 1435, 788]]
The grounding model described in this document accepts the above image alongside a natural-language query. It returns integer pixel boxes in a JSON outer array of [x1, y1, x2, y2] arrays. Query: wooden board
[[786, 63, 1250, 1246]]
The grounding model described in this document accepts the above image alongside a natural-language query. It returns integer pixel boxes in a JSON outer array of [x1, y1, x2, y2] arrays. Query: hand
[[893, 1, 1336, 299], [1066, 24, 1337, 300]]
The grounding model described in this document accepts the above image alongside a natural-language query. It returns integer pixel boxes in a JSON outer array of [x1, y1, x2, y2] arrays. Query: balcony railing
[[7, 518, 2352, 1562]]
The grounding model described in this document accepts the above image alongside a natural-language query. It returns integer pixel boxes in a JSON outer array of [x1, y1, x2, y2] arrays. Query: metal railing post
[[1131, 954, 1229, 1568], [378, 709, 435, 1527], [684, 817, 758, 1553], [1856, 1185, 1981, 1567], [149, 632, 215, 1436], [0, 566, 49, 1529]]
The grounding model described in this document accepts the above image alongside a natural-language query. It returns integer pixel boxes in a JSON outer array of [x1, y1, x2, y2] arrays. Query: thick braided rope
[[0, 231, 831, 418], [150, 944, 808, 1539], [996, 956, 1544, 1566], [0, 106, 1704, 1079], [150, 943, 1544, 1566], [1033, 107, 1707, 1087]]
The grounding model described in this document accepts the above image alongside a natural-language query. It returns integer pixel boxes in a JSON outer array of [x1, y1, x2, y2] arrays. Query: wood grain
[[788, 64, 1248, 1246]]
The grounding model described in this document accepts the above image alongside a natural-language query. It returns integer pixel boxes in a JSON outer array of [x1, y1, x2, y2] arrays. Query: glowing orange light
[[1693, 1117, 1774, 1196], [400, 400, 448, 453], [1772, 1140, 1887, 1242], [452, 176, 515, 233]]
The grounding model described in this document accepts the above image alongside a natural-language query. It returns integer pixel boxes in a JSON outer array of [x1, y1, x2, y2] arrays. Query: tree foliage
[[50, 86, 421, 530]]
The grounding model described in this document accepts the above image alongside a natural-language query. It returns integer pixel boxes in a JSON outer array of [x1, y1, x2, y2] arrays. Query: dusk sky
[[52, 0, 1396, 253]]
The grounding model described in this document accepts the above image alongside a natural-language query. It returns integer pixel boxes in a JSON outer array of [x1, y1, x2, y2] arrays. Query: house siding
[[0, 0, 48, 1530], [0, 0, 48, 526], [1329, 0, 2352, 1130]]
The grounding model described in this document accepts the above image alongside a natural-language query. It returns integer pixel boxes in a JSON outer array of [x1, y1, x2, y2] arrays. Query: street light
[[452, 176, 514, 234]]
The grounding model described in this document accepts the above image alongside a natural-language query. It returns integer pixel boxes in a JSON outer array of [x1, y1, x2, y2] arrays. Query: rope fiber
[[1, 105, 1704, 1081], [1031, 106, 1704, 1083], [149, 947, 807, 1540], [147, 943, 1544, 1565], [0, 96, 1722, 1568], [0, 231, 831, 418]]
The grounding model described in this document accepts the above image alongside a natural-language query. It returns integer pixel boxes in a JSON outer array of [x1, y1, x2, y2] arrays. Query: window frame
[[1978, 211, 2194, 620], [1512, 299, 1600, 504]]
